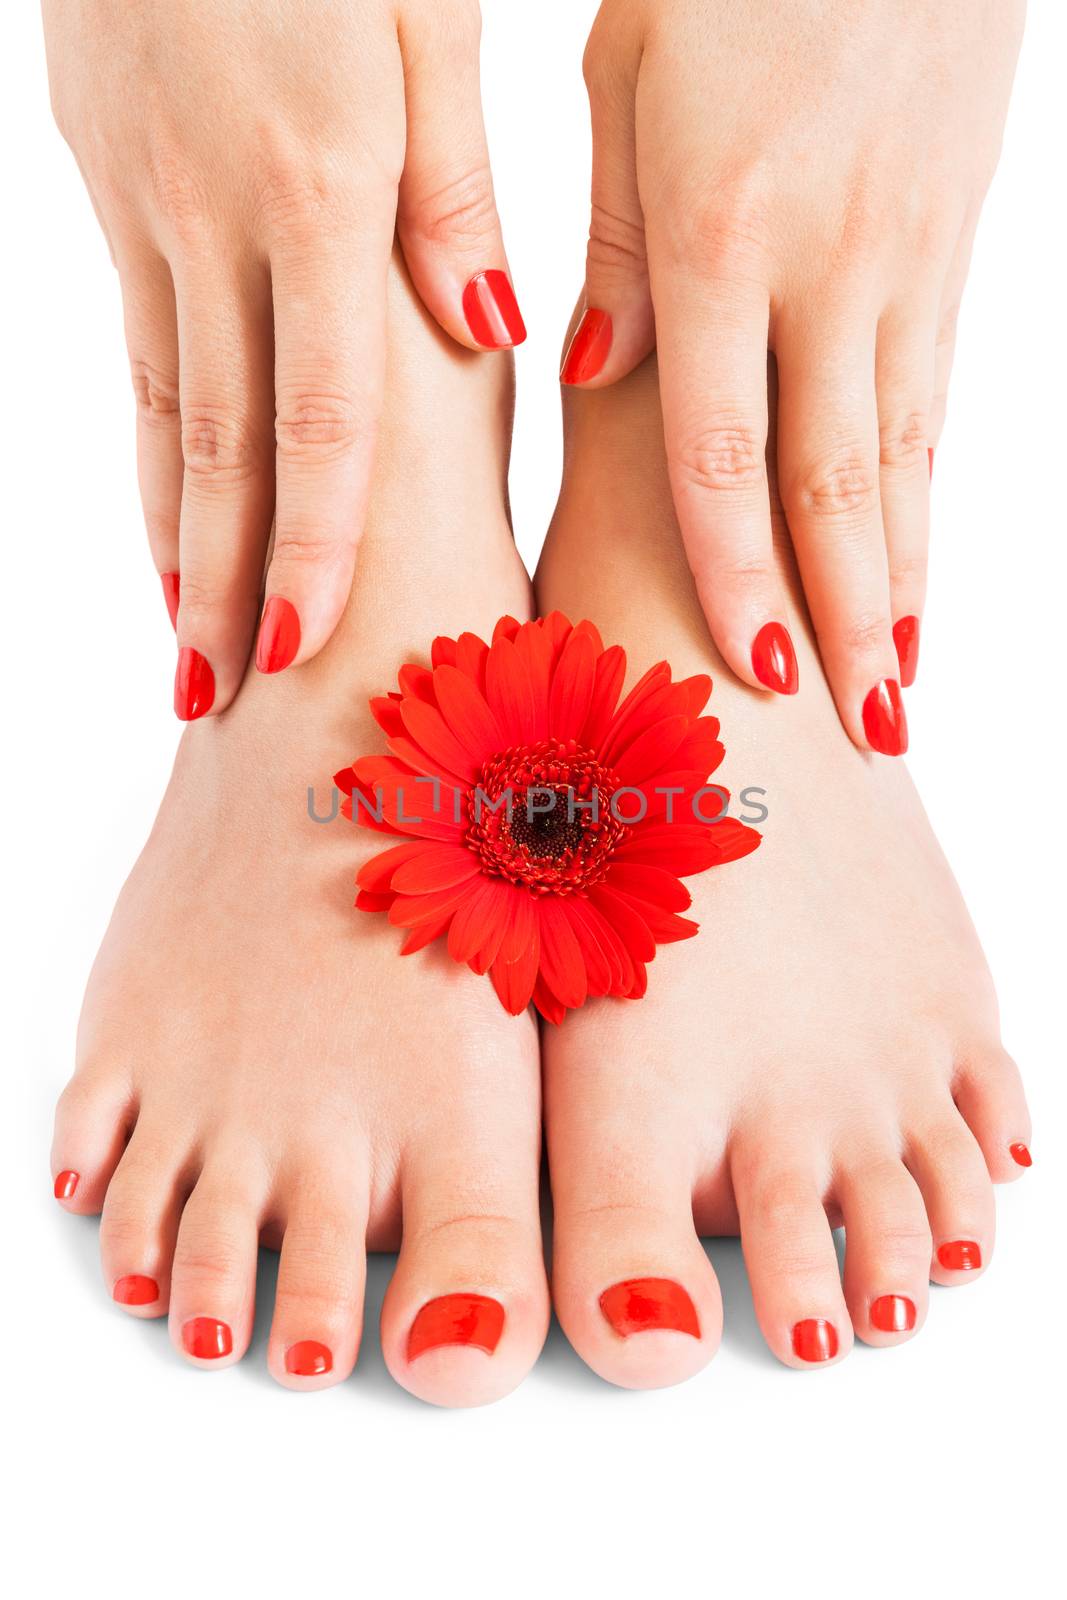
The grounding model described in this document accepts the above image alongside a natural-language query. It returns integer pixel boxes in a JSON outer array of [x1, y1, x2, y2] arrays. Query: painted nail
[[255, 597, 301, 675], [113, 1275, 160, 1307], [161, 571, 180, 631], [862, 677, 908, 756], [937, 1240, 982, 1272], [599, 1278, 700, 1339], [928, 447, 934, 480], [792, 1318, 839, 1362], [462, 270, 526, 349], [892, 615, 921, 688], [561, 308, 613, 384], [53, 1170, 79, 1201], [181, 1317, 233, 1359], [1010, 1142, 1032, 1168], [407, 1293, 505, 1361], [870, 1294, 917, 1334], [751, 621, 799, 695], [173, 647, 215, 721], [285, 1340, 333, 1377]]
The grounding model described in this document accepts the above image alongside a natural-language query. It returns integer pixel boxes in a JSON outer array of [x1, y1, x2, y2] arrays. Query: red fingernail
[[113, 1275, 160, 1306], [462, 270, 526, 349], [937, 1240, 982, 1272], [182, 1317, 233, 1359], [161, 571, 180, 631], [407, 1293, 505, 1360], [255, 597, 301, 675], [285, 1340, 333, 1377], [599, 1278, 701, 1339], [1009, 1142, 1032, 1168], [561, 308, 613, 384], [174, 647, 215, 721], [928, 447, 934, 480], [892, 615, 921, 689], [751, 621, 799, 695], [792, 1318, 839, 1362], [54, 1170, 79, 1201], [870, 1294, 917, 1334], [862, 677, 908, 756]]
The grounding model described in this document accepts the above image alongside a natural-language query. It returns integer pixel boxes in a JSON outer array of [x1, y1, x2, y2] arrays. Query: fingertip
[[173, 647, 216, 721], [561, 308, 613, 385], [255, 597, 301, 676], [751, 621, 800, 695], [461, 269, 526, 350]]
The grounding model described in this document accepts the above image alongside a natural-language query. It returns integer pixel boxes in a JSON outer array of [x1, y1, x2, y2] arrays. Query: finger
[[776, 310, 906, 754], [171, 258, 275, 720], [560, 24, 652, 386], [259, 192, 394, 676], [119, 249, 184, 629], [651, 256, 797, 695], [877, 304, 937, 687], [397, 2, 524, 351]]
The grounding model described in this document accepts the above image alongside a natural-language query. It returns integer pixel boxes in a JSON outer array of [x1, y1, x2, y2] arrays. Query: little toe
[[99, 1125, 192, 1318], [168, 1156, 266, 1368], [906, 1111, 996, 1286], [836, 1152, 931, 1346], [548, 1100, 721, 1391], [267, 1167, 370, 1390], [952, 1049, 1033, 1183], [732, 1140, 852, 1369], [51, 1067, 134, 1214], [382, 1127, 548, 1408]]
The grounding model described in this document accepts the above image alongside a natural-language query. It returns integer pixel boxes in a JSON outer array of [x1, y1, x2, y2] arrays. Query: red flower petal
[[513, 621, 554, 740], [548, 627, 597, 741], [535, 898, 588, 1011], [455, 631, 489, 690], [388, 884, 470, 928], [370, 696, 404, 737], [391, 843, 481, 894], [490, 923, 540, 1015], [400, 697, 479, 783], [532, 976, 567, 1026], [676, 674, 713, 718], [400, 914, 453, 954], [610, 889, 699, 944], [485, 635, 538, 745], [357, 840, 435, 893], [618, 819, 760, 872], [672, 718, 723, 774], [581, 644, 627, 749], [613, 713, 692, 785], [605, 862, 692, 912], [433, 664, 505, 763], [588, 884, 657, 964], [398, 663, 436, 703], [498, 883, 536, 964], [448, 877, 506, 965], [431, 635, 458, 669], [356, 889, 394, 912], [468, 879, 515, 974], [352, 756, 464, 841], [492, 615, 522, 644]]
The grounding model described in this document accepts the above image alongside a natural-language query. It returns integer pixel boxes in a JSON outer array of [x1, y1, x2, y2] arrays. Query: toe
[[731, 1139, 852, 1369], [267, 1164, 370, 1390], [382, 1124, 548, 1409], [168, 1155, 266, 1368], [906, 1110, 996, 1286], [836, 1151, 931, 1346], [548, 1091, 721, 1391], [99, 1125, 191, 1318], [952, 1049, 1033, 1183], [51, 1068, 134, 1214]]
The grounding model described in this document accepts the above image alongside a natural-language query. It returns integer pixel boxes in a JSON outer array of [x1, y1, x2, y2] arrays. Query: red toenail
[[461, 270, 526, 350], [870, 1295, 917, 1334], [407, 1294, 505, 1361], [173, 647, 215, 721], [182, 1317, 233, 1359], [255, 597, 301, 675], [598, 1278, 701, 1339], [54, 1170, 79, 1201], [892, 615, 921, 688], [1010, 1143, 1032, 1168], [937, 1240, 982, 1272], [792, 1318, 839, 1362], [113, 1275, 159, 1306], [285, 1340, 333, 1377], [862, 678, 908, 756], [751, 622, 800, 695]]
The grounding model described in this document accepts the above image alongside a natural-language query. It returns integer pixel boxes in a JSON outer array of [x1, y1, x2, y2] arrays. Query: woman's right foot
[[52, 259, 548, 1407]]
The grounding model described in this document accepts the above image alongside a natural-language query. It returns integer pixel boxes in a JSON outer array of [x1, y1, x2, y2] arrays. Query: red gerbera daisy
[[333, 613, 760, 1023]]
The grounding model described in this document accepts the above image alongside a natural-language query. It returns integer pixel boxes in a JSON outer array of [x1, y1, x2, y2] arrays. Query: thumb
[[397, 5, 525, 352], [561, 36, 654, 386]]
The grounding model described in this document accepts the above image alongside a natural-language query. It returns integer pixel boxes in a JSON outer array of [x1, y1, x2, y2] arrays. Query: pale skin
[[52, 257, 1029, 1397]]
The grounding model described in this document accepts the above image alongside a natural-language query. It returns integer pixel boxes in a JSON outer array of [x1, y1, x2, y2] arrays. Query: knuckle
[[879, 410, 929, 472], [587, 201, 648, 281], [790, 453, 879, 522], [271, 527, 354, 572], [174, 1244, 245, 1287], [747, 1170, 815, 1236], [147, 147, 208, 242], [888, 553, 927, 591], [100, 1202, 149, 1254], [668, 175, 770, 280], [412, 165, 498, 249], [275, 391, 362, 462], [873, 1220, 934, 1264], [180, 407, 261, 485], [672, 418, 765, 497], [841, 612, 890, 658], [131, 360, 180, 426]]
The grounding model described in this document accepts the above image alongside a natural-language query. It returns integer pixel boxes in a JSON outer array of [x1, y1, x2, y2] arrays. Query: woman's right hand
[[43, 0, 523, 718]]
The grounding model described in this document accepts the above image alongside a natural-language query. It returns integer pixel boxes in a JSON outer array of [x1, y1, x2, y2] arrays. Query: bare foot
[[51, 259, 548, 1407], [535, 357, 1031, 1386]]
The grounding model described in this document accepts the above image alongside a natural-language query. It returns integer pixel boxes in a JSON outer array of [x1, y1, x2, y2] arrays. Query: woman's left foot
[[535, 357, 1031, 1386]]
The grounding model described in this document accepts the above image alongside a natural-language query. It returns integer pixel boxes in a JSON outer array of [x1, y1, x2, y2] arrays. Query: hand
[[43, 0, 524, 718], [562, 0, 1024, 751]]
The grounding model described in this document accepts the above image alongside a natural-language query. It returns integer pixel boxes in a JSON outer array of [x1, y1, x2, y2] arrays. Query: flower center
[[465, 738, 626, 895]]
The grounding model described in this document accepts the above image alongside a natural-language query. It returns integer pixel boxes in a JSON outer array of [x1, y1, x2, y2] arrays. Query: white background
[[3, 2, 1064, 1595]]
